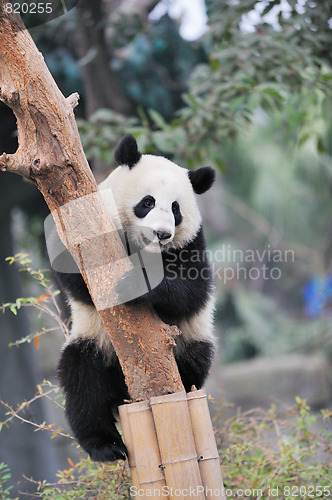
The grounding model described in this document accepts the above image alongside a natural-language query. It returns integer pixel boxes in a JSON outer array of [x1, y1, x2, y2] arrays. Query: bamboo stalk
[[150, 392, 205, 499], [119, 401, 169, 500], [187, 390, 226, 499]]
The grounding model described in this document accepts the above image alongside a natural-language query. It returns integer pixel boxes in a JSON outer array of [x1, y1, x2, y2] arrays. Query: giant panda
[[54, 134, 216, 462]]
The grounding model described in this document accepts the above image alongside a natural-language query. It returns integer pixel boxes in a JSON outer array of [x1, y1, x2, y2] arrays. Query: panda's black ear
[[114, 134, 142, 169], [188, 166, 216, 195]]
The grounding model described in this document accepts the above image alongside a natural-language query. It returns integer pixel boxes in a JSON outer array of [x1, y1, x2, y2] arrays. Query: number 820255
[[5, 3, 53, 15], [283, 485, 331, 497]]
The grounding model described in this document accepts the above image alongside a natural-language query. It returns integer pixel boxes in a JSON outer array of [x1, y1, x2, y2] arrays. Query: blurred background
[[0, 0, 331, 494]]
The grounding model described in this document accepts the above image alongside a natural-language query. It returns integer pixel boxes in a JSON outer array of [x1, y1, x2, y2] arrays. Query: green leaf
[[148, 109, 167, 129], [9, 304, 17, 316], [316, 136, 325, 154]]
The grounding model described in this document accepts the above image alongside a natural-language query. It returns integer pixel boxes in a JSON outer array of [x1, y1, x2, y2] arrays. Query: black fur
[[133, 195, 155, 218], [175, 340, 215, 392], [53, 270, 93, 305], [57, 339, 129, 461], [188, 166, 216, 195], [116, 227, 213, 323], [172, 201, 182, 226], [114, 134, 142, 169]]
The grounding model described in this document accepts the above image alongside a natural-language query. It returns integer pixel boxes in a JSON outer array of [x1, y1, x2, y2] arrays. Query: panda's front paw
[[115, 268, 149, 306]]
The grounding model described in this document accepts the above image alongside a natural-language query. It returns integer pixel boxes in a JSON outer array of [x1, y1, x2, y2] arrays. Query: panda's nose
[[153, 230, 172, 241]]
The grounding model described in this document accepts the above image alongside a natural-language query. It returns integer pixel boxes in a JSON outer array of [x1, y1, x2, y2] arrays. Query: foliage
[[0, 380, 70, 439], [2, 2, 332, 494], [1, 394, 331, 498], [211, 103, 332, 361], [25, 459, 131, 499], [216, 288, 332, 362], [78, 1, 332, 169], [0, 253, 68, 347], [32, 10, 204, 120], [215, 397, 332, 498], [0, 463, 14, 500], [77, 109, 139, 167], [183, 0, 332, 157], [114, 14, 206, 120]]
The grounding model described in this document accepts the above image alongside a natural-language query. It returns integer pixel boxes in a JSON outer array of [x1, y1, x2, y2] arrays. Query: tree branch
[[0, 2, 184, 400]]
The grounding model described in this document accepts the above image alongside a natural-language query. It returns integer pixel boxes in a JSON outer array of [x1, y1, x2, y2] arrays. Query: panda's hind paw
[[86, 441, 128, 462]]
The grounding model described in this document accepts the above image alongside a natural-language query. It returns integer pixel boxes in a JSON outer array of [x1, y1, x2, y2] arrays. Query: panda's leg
[[57, 338, 129, 462], [175, 340, 215, 393]]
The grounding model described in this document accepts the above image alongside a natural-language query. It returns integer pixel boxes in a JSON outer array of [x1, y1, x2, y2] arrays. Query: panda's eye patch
[[172, 201, 179, 214], [134, 195, 155, 218], [172, 201, 182, 226]]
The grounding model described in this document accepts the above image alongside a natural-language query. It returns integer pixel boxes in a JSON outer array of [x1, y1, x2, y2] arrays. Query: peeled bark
[[0, 3, 184, 400]]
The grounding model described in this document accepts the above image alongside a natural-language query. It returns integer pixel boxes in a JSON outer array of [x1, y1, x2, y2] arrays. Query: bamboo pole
[[150, 392, 205, 499], [187, 390, 226, 499], [120, 391, 226, 499], [119, 401, 169, 500]]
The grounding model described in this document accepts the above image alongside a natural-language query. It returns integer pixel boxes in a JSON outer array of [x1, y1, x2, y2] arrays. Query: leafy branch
[[0, 381, 72, 441], [1, 253, 69, 342]]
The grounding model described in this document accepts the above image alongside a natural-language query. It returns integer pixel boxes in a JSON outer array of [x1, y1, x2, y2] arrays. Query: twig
[[0, 389, 73, 440]]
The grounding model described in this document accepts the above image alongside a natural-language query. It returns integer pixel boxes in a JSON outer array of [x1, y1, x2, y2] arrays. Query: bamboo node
[[196, 454, 220, 462], [158, 454, 198, 465]]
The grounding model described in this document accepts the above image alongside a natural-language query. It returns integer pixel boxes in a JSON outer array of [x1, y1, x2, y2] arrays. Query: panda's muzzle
[[153, 230, 172, 242]]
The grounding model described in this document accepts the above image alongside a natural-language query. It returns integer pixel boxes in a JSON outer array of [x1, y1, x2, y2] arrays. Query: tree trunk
[[71, 0, 159, 117], [73, 0, 132, 116], [0, 2, 184, 402]]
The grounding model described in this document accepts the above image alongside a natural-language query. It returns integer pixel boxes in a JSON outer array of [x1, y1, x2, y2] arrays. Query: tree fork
[[0, 2, 184, 400]]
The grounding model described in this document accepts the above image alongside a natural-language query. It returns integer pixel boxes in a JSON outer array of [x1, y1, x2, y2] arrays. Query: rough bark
[[0, 3, 184, 401]]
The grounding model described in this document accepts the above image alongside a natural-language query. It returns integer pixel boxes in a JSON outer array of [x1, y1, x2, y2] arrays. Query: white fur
[[176, 296, 216, 353], [99, 155, 202, 251], [66, 299, 115, 359]]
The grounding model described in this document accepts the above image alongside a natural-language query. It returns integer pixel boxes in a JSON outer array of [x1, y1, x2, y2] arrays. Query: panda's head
[[99, 134, 215, 252]]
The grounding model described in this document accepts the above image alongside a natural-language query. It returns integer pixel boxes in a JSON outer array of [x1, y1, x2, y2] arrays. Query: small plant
[[29, 458, 132, 499], [214, 398, 332, 499], [0, 463, 16, 500]]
